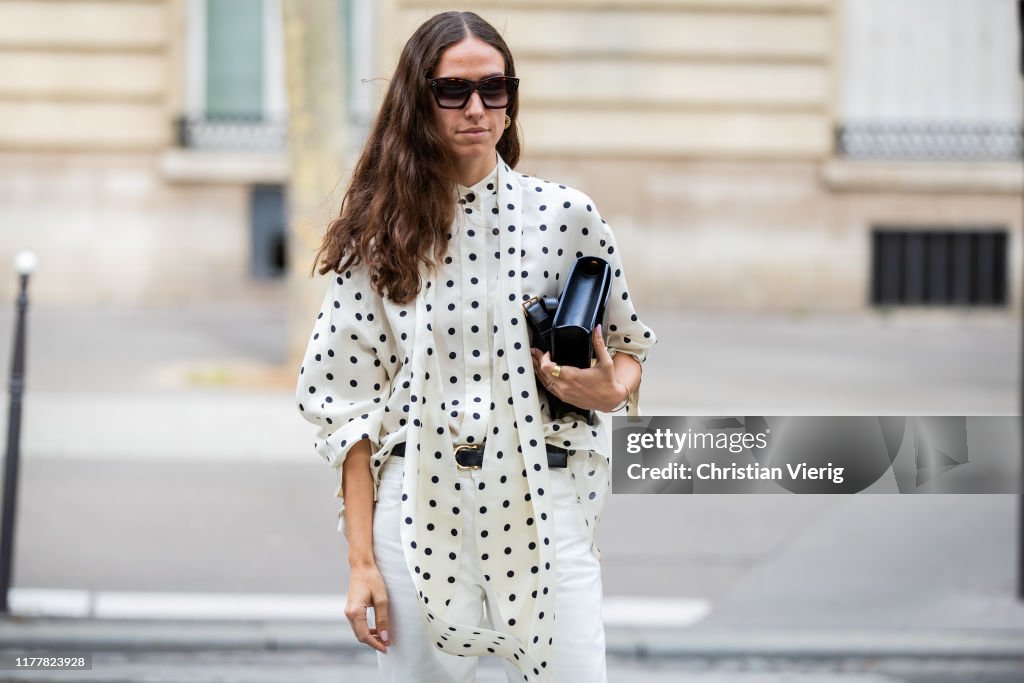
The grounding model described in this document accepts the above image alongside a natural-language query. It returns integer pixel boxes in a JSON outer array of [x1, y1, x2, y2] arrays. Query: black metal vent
[[871, 228, 1008, 306]]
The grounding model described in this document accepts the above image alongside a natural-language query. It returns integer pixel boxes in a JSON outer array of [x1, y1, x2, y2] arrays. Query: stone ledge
[[157, 148, 289, 185], [821, 159, 1024, 194]]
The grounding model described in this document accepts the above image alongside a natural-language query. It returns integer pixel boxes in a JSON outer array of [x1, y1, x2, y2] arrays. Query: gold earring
[[504, 114, 511, 129]]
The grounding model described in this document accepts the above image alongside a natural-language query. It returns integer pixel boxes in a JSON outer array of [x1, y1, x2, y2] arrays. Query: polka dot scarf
[[399, 156, 558, 682]]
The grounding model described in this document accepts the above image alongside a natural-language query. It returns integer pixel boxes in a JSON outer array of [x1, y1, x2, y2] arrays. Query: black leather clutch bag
[[522, 255, 612, 425]]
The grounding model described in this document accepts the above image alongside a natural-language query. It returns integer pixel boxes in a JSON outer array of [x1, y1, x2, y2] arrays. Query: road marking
[[10, 588, 712, 627], [603, 595, 712, 627]]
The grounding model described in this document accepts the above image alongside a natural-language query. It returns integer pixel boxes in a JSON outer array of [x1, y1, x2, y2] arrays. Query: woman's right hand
[[345, 563, 391, 653]]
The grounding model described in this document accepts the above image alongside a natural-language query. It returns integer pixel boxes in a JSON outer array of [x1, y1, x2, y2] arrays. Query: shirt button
[[492, 228, 499, 235]]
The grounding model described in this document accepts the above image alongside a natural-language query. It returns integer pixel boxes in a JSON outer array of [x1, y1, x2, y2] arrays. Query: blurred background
[[0, 0, 1022, 681]]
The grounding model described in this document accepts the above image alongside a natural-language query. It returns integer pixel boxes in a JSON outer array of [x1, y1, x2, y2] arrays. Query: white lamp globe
[[14, 250, 37, 276]]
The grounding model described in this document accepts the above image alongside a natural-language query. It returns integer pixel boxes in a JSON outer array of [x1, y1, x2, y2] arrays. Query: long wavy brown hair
[[309, 11, 522, 304]]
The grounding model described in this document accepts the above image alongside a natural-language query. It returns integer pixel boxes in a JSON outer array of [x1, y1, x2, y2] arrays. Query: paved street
[[0, 301, 1021, 681]]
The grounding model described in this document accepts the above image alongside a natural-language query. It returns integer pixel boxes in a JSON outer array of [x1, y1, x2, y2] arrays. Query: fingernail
[[381, 630, 389, 643]]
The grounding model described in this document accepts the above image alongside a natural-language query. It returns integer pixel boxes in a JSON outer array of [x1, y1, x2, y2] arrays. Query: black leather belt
[[388, 441, 569, 469]]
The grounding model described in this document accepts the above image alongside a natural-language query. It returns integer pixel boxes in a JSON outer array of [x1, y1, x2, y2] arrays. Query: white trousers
[[372, 456, 608, 682]]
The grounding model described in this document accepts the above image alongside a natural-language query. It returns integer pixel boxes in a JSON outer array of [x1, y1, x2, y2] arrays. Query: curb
[[3, 616, 1024, 660], [603, 625, 1024, 659]]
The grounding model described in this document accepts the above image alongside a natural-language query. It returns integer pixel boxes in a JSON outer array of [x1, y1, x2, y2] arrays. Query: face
[[430, 36, 508, 172]]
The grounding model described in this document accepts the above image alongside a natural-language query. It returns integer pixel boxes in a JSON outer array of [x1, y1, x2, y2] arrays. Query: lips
[[459, 128, 487, 134]]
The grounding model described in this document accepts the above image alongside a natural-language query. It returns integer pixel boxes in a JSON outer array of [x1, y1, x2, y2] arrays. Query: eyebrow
[[435, 71, 505, 80]]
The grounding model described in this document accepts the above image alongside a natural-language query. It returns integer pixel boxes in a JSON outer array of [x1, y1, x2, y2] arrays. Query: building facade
[[0, 0, 1019, 312]]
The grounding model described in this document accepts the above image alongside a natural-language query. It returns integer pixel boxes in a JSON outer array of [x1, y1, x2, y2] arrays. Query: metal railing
[[175, 115, 288, 153], [836, 122, 1023, 161]]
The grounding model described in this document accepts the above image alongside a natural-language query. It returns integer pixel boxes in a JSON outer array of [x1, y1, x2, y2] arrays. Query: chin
[[455, 144, 495, 157]]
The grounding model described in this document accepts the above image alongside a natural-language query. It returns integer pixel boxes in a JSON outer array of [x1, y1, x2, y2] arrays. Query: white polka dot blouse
[[296, 153, 657, 682]]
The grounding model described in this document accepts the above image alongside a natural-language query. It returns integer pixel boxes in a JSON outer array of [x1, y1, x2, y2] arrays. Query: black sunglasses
[[426, 75, 520, 109]]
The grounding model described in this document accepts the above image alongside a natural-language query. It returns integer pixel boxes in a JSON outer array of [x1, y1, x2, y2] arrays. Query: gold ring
[[551, 364, 561, 378]]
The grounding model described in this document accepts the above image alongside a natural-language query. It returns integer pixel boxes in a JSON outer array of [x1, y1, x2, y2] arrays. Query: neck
[[455, 151, 497, 187]]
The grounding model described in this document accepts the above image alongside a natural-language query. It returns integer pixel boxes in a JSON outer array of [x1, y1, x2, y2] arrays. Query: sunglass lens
[[435, 80, 470, 107], [478, 78, 511, 107]]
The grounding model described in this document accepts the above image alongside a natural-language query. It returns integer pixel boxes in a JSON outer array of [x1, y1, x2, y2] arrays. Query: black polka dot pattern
[[295, 152, 658, 682], [442, 163, 502, 446]]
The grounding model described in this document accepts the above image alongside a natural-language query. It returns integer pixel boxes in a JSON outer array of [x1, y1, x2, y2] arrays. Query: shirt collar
[[456, 157, 500, 206]]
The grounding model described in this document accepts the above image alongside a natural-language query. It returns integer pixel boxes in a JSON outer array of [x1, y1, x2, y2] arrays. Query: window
[[180, 0, 286, 151], [250, 185, 287, 279], [837, 0, 1023, 160]]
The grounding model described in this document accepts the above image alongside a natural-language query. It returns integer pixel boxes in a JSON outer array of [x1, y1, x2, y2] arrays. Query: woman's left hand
[[530, 324, 626, 413]]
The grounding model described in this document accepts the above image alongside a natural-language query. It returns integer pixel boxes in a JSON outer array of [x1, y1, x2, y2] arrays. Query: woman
[[295, 11, 657, 683]]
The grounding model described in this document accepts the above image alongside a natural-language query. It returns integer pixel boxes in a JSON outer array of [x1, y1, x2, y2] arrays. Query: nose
[[464, 90, 485, 118]]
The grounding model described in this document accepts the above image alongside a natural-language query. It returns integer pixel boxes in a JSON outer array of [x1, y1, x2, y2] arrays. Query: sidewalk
[[0, 304, 1017, 409], [3, 634, 1020, 683]]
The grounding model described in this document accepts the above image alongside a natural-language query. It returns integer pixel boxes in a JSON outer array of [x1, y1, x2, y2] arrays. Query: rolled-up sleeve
[[296, 267, 390, 533], [581, 197, 658, 365]]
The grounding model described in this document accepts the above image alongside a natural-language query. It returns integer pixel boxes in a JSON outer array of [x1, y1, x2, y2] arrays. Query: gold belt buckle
[[454, 443, 481, 471]]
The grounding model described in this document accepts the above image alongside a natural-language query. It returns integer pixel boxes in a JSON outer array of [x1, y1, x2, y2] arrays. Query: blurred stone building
[[0, 0, 1020, 312]]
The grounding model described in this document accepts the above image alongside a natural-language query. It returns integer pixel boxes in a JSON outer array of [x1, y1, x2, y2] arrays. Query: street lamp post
[[1018, 0, 1024, 602], [0, 250, 37, 614]]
